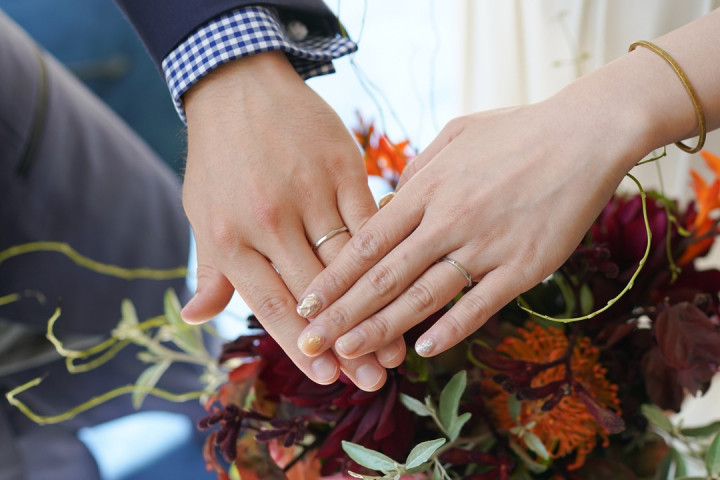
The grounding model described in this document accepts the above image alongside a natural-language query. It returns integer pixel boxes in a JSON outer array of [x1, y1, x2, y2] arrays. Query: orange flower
[[354, 117, 412, 186], [482, 324, 621, 470], [678, 151, 720, 265]]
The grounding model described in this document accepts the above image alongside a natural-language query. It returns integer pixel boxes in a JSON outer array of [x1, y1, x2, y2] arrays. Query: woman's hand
[[291, 64, 666, 364], [181, 52, 405, 391]]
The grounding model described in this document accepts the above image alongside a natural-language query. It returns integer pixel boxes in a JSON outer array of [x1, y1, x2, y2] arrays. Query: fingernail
[[298, 328, 325, 355], [378, 192, 395, 209], [311, 356, 338, 383], [415, 338, 435, 356], [297, 293, 322, 318], [355, 364, 384, 390], [336, 331, 363, 357], [376, 341, 403, 365]]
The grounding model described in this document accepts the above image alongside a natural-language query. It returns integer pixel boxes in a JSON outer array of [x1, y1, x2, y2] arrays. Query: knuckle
[[461, 293, 492, 320], [349, 229, 383, 263], [318, 268, 347, 296], [443, 116, 468, 138], [440, 313, 470, 341], [405, 281, 436, 313], [254, 295, 293, 325], [325, 305, 354, 331], [366, 264, 396, 297], [249, 199, 283, 234], [364, 314, 393, 341], [206, 214, 237, 252], [437, 296, 492, 342]]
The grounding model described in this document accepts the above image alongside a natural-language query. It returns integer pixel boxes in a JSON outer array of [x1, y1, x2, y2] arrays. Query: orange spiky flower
[[678, 150, 720, 265], [480, 324, 621, 470], [354, 114, 413, 187]]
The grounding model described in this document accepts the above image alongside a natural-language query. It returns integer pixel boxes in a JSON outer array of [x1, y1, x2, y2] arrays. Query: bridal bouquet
[[6, 123, 720, 480], [195, 129, 720, 480]]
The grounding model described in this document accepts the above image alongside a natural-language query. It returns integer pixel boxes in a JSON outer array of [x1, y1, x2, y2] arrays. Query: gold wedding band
[[312, 226, 349, 251], [438, 256, 473, 287]]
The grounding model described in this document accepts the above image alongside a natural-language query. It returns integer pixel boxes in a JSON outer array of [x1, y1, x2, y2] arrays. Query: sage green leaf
[[132, 359, 171, 409], [653, 452, 672, 480], [405, 438, 446, 469], [120, 299, 139, 328], [579, 284, 594, 316], [342, 441, 397, 472], [707, 430, 720, 477], [404, 349, 429, 383], [164, 289, 203, 355], [405, 461, 433, 474], [509, 439, 547, 474], [439, 370, 466, 431], [641, 404, 673, 433], [524, 432, 549, 461], [347, 471, 384, 480], [448, 412, 472, 441], [679, 420, 720, 437], [671, 447, 687, 478], [508, 394, 521, 423], [399, 393, 433, 417]]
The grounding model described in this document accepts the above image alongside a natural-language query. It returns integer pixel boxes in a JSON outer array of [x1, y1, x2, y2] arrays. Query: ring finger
[[333, 253, 474, 359], [296, 223, 456, 357], [266, 225, 389, 391]]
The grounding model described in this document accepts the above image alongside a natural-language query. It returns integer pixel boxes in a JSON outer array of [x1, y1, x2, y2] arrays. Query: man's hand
[[181, 52, 405, 391]]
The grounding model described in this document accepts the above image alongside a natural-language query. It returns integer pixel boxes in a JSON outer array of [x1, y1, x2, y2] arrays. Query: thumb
[[181, 261, 234, 324]]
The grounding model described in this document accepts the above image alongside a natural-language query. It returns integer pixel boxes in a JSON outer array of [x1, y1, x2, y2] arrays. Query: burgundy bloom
[[226, 332, 416, 476], [642, 302, 720, 410]]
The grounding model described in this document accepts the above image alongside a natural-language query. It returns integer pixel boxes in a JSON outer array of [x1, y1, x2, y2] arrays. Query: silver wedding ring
[[312, 226, 349, 251], [438, 256, 473, 287]]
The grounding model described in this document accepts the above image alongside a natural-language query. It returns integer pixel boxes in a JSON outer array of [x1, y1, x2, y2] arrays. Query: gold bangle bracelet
[[629, 40, 706, 154]]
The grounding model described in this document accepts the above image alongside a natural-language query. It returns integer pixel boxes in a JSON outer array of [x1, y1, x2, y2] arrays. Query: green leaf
[[653, 451, 672, 480], [229, 462, 241, 480], [120, 299, 139, 328], [347, 471, 384, 480], [680, 420, 720, 437], [163, 289, 203, 355], [509, 439, 548, 474], [671, 447, 687, 478], [342, 441, 397, 472], [405, 461, 433, 474], [405, 438, 446, 469], [403, 349, 429, 383], [508, 394, 521, 424], [448, 412, 472, 441], [642, 404, 673, 433], [579, 284, 594, 316], [399, 394, 433, 417], [439, 370, 466, 431], [132, 359, 171, 409], [524, 432, 549, 461], [707, 430, 720, 477], [432, 465, 443, 480]]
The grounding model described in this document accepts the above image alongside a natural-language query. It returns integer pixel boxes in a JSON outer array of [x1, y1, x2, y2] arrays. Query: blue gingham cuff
[[162, 6, 357, 123]]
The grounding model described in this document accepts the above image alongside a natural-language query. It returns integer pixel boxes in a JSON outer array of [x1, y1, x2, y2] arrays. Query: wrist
[[184, 51, 303, 127], [550, 45, 698, 174]]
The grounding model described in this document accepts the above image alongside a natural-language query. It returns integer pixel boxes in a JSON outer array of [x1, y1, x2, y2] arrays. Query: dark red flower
[[225, 332, 416, 476], [642, 302, 720, 410]]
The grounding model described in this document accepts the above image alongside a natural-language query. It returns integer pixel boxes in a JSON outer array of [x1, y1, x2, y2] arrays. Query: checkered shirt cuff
[[162, 6, 357, 123]]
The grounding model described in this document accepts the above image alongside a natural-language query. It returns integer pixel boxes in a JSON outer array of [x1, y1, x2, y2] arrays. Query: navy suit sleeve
[[115, 0, 342, 67]]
